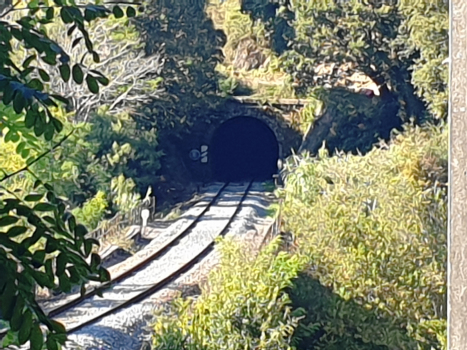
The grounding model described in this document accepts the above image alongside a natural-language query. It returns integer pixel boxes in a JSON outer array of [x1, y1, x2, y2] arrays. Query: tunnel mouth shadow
[[211, 116, 279, 182]]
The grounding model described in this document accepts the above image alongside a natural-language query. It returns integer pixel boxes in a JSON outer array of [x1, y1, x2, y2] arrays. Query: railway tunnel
[[211, 116, 279, 182]]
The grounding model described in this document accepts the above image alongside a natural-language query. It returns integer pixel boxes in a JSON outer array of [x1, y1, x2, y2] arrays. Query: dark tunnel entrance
[[211, 117, 279, 182]]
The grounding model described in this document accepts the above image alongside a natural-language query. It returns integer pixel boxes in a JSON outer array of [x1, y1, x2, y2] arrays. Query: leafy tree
[[0, 1, 139, 349], [241, 0, 448, 122], [138, 0, 227, 133], [8, 2, 165, 123]]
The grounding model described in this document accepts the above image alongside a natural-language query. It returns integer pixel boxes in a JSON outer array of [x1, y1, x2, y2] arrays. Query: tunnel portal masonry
[[180, 101, 303, 183]]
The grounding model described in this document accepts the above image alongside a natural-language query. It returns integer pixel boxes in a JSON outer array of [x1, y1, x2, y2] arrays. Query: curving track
[[1, 181, 272, 350], [42, 181, 252, 335]]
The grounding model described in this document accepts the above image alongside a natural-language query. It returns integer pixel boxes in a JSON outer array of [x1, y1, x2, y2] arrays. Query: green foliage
[[294, 98, 323, 134], [397, 0, 449, 120], [72, 190, 108, 230], [0, 1, 136, 348], [280, 124, 447, 349], [300, 87, 402, 156], [139, 0, 227, 133], [242, 0, 448, 121], [218, 76, 240, 96], [207, 0, 296, 100], [110, 174, 141, 214], [152, 236, 309, 350]]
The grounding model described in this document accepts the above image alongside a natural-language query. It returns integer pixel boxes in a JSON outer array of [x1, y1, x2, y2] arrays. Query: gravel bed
[[40, 183, 227, 313], [53, 183, 250, 331], [60, 182, 275, 350]]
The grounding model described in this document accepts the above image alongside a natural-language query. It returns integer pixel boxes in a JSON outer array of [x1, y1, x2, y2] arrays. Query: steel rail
[[66, 180, 254, 334], [0, 183, 230, 340], [46, 182, 230, 318]]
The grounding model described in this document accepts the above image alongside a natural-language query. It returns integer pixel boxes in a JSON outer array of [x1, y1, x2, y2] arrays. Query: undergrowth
[[151, 236, 308, 349], [280, 123, 447, 349]]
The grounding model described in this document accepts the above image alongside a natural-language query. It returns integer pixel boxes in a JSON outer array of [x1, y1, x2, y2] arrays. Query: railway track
[[1, 181, 256, 345], [40, 182, 230, 318]]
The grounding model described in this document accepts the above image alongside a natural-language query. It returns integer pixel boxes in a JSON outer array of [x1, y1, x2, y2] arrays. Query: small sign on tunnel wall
[[189, 145, 208, 163]]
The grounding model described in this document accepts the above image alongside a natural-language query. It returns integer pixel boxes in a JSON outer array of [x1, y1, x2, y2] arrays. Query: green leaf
[[126, 6, 136, 18], [59, 64, 70, 82], [7, 226, 27, 237], [51, 117, 64, 133], [68, 265, 81, 283], [16, 141, 25, 153], [67, 24, 77, 36], [34, 122, 45, 137], [3, 84, 15, 105], [28, 78, 44, 91], [0, 216, 19, 227], [51, 94, 69, 105], [72, 37, 83, 48], [34, 270, 53, 288], [30, 322, 44, 350], [32, 250, 46, 265], [42, 53, 57, 65], [38, 69, 50, 82], [13, 91, 25, 114], [56, 253, 67, 275], [25, 110, 36, 128], [21, 148, 30, 158], [33, 203, 55, 212], [24, 193, 45, 202], [112, 5, 124, 18], [46, 7, 54, 20], [96, 75, 109, 86], [90, 253, 101, 269], [99, 268, 111, 282], [46, 336, 59, 350], [58, 274, 71, 292], [92, 51, 100, 63], [60, 7, 73, 24], [22, 54, 37, 68], [44, 122, 54, 141], [84, 239, 93, 257], [18, 309, 33, 345], [10, 296, 25, 332], [86, 74, 99, 93], [72, 64, 84, 84], [68, 216, 76, 232], [1, 283, 16, 319]]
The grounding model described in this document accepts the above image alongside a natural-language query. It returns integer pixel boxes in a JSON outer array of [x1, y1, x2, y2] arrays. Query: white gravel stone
[[58, 182, 275, 350]]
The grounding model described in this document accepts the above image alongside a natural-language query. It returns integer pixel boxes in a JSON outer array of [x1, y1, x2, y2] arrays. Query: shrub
[[280, 123, 447, 349], [152, 236, 310, 350], [72, 191, 108, 230]]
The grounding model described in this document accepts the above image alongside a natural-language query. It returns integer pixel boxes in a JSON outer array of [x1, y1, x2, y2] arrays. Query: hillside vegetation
[[150, 1, 448, 350], [282, 123, 447, 349], [0, 0, 448, 349]]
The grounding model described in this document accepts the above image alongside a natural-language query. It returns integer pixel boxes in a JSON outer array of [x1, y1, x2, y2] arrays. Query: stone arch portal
[[210, 116, 279, 182]]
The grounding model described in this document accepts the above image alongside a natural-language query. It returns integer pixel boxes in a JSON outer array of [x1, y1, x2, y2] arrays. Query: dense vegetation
[[153, 237, 309, 350], [282, 123, 447, 349], [0, 1, 161, 348], [0, 0, 448, 349], [150, 1, 448, 350]]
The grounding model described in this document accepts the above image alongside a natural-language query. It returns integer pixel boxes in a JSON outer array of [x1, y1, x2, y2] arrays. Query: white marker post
[[141, 208, 150, 237]]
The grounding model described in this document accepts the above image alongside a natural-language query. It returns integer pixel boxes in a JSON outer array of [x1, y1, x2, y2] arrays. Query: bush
[[72, 191, 108, 230], [280, 124, 447, 349], [152, 236, 309, 350]]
